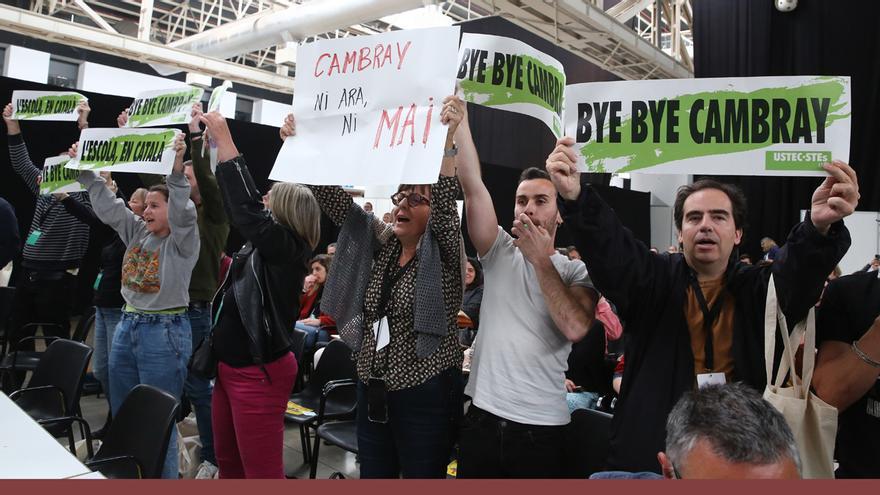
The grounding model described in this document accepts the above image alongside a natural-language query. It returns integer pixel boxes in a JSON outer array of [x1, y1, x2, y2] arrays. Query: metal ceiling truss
[[9, 0, 691, 95]]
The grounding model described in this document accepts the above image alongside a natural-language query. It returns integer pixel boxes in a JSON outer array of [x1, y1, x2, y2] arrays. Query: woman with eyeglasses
[[279, 95, 466, 478]]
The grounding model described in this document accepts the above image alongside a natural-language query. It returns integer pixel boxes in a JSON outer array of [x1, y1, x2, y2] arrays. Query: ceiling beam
[[0, 4, 295, 93], [73, 0, 118, 33]]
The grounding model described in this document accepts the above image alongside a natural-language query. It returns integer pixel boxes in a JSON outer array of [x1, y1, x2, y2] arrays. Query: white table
[[0, 392, 94, 479]]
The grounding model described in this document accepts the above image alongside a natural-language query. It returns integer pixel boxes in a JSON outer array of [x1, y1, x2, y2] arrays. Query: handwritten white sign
[[270, 26, 461, 186]]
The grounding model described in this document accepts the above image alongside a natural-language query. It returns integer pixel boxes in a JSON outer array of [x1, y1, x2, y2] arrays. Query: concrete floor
[[26, 312, 358, 479], [78, 392, 361, 479]]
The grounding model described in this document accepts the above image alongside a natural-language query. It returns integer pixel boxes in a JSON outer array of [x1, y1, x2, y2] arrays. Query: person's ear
[[734, 228, 743, 246], [657, 452, 676, 479]]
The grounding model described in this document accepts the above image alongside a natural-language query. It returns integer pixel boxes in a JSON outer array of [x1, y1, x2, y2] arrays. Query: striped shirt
[[8, 133, 90, 271]]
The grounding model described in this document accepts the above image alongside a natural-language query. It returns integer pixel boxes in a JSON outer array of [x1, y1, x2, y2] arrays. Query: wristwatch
[[444, 145, 458, 158]]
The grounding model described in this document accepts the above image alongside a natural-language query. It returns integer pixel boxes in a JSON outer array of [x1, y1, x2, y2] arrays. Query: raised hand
[[199, 111, 239, 162], [189, 102, 204, 133], [67, 142, 79, 158], [811, 160, 860, 234], [511, 213, 554, 268], [441, 95, 466, 137], [3, 102, 21, 135], [171, 133, 187, 174], [280, 113, 295, 141], [117, 109, 129, 128], [545, 136, 581, 201], [77, 100, 90, 130]]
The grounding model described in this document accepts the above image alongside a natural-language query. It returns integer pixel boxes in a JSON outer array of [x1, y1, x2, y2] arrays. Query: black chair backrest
[[290, 327, 307, 365], [0, 286, 14, 333], [564, 408, 614, 478], [29, 339, 93, 414], [310, 339, 356, 389], [71, 307, 96, 343], [96, 384, 180, 479]]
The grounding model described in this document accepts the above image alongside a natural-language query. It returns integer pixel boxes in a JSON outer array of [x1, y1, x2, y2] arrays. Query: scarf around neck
[[321, 203, 447, 358]]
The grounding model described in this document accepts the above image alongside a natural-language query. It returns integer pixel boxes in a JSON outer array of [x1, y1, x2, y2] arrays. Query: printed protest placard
[[40, 155, 84, 194], [11, 91, 86, 121], [66, 128, 181, 174], [564, 76, 851, 176], [457, 33, 565, 137], [208, 81, 232, 114], [270, 26, 460, 186], [125, 87, 204, 128]]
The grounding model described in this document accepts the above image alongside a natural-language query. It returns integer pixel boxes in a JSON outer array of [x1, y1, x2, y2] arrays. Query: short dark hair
[[147, 184, 169, 201], [518, 167, 551, 185], [673, 179, 747, 232]]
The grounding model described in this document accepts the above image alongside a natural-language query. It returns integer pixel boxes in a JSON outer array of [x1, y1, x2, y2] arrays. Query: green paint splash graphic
[[579, 77, 848, 173], [461, 54, 565, 118], [16, 94, 83, 119], [40, 159, 78, 193], [129, 89, 201, 127], [78, 131, 176, 169]]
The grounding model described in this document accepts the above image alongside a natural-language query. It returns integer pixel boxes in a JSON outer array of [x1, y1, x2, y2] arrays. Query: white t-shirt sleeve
[[478, 226, 514, 268], [565, 260, 595, 290]]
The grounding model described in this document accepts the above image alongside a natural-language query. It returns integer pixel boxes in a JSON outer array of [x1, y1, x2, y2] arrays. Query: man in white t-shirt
[[450, 98, 597, 478]]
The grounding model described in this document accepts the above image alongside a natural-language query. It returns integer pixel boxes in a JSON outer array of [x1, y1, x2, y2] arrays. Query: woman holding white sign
[[73, 133, 199, 479], [279, 95, 466, 478]]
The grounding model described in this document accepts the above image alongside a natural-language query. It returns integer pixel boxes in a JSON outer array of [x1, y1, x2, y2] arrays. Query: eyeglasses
[[390, 191, 430, 207]]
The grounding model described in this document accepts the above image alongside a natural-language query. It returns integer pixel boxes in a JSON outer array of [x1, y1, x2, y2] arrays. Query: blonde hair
[[267, 182, 321, 249], [130, 187, 148, 202]]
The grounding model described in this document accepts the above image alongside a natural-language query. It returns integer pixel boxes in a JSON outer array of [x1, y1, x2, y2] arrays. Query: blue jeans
[[356, 367, 461, 478], [185, 305, 215, 464], [93, 306, 122, 404], [566, 391, 600, 414], [109, 311, 192, 479], [295, 322, 330, 352]]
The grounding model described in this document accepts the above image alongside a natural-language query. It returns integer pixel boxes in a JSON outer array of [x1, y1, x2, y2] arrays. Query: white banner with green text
[[564, 76, 851, 176]]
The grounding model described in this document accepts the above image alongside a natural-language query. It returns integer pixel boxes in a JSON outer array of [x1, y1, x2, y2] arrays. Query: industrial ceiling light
[[775, 0, 798, 12]]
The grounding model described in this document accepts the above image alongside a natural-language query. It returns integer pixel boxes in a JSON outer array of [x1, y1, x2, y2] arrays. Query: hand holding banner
[[66, 128, 182, 174], [125, 87, 204, 128], [11, 91, 87, 121], [40, 155, 84, 194], [270, 26, 460, 186], [564, 76, 851, 176], [208, 81, 233, 114], [457, 33, 566, 137]]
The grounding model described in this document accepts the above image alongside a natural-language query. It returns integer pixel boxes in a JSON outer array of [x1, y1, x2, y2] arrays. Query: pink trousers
[[212, 352, 298, 478]]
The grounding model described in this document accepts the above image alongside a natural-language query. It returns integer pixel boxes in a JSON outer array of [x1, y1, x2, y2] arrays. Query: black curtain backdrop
[[693, 0, 880, 260], [459, 17, 650, 253]]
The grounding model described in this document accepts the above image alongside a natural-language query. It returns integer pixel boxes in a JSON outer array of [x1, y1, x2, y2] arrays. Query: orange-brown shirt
[[686, 277, 736, 382]]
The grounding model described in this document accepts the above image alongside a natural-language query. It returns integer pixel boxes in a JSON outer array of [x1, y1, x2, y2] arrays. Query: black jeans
[[457, 404, 567, 478], [10, 270, 75, 350], [356, 367, 462, 478]]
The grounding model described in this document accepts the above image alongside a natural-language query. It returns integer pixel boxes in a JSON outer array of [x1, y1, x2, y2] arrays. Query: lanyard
[[369, 254, 415, 376], [690, 275, 726, 371]]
